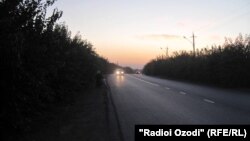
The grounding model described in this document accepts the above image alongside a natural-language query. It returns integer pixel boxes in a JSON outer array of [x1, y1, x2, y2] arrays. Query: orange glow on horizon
[[97, 46, 157, 68], [94, 31, 235, 68]]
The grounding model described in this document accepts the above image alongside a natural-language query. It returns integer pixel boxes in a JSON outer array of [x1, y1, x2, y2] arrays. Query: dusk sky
[[51, 0, 250, 68]]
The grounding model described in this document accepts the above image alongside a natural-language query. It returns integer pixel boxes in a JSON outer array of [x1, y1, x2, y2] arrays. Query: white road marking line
[[179, 91, 187, 95], [165, 87, 170, 90], [203, 99, 215, 104], [131, 76, 159, 86]]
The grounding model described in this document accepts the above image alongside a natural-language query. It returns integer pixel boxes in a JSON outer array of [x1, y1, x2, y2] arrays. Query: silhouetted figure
[[96, 70, 103, 87]]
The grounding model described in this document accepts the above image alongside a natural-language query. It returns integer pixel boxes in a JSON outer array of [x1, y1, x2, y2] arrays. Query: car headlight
[[121, 71, 124, 74], [116, 71, 120, 74]]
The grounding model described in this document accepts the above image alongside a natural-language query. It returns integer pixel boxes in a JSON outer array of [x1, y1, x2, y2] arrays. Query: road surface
[[107, 74, 250, 141]]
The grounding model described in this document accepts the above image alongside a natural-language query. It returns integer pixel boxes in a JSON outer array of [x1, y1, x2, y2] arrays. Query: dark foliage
[[143, 34, 250, 87], [0, 0, 113, 139], [123, 66, 135, 74]]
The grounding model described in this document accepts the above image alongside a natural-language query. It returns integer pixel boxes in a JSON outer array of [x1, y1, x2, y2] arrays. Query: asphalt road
[[107, 74, 250, 141]]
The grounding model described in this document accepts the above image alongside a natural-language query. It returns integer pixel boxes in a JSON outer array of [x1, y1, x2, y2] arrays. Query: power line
[[195, 1, 250, 34]]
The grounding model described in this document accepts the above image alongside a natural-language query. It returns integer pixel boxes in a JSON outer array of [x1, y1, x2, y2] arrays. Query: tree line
[[0, 0, 115, 139], [143, 34, 250, 87]]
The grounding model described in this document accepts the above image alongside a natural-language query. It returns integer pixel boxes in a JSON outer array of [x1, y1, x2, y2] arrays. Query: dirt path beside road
[[22, 86, 121, 141]]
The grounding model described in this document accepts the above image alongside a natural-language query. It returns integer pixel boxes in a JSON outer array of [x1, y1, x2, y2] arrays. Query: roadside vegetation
[[0, 0, 115, 139], [143, 34, 250, 87]]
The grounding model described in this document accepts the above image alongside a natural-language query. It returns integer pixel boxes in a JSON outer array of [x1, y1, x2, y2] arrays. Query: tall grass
[[143, 34, 250, 87], [0, 0, 113, 138]]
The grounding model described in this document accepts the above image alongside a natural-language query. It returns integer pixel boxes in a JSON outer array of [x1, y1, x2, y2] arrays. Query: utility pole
[[166, 47, 169, 58], [184, 32, 196, 56], [160, 46, 169, 58], [192, 32, 196, 56]]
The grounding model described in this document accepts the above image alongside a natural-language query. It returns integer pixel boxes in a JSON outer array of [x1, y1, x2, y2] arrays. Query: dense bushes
[[143, 34, 250, 87], [0, 0, 112, 138]]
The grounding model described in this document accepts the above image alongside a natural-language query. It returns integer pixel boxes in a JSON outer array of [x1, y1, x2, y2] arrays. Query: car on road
[[135, 71, 141, 74], [115, 69, 124, 75]]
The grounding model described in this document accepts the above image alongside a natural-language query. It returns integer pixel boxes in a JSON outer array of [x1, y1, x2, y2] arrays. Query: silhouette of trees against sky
[[1, 0, 249, 140], [143, 34, 250, 87], [0, 0, 114, 139]]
